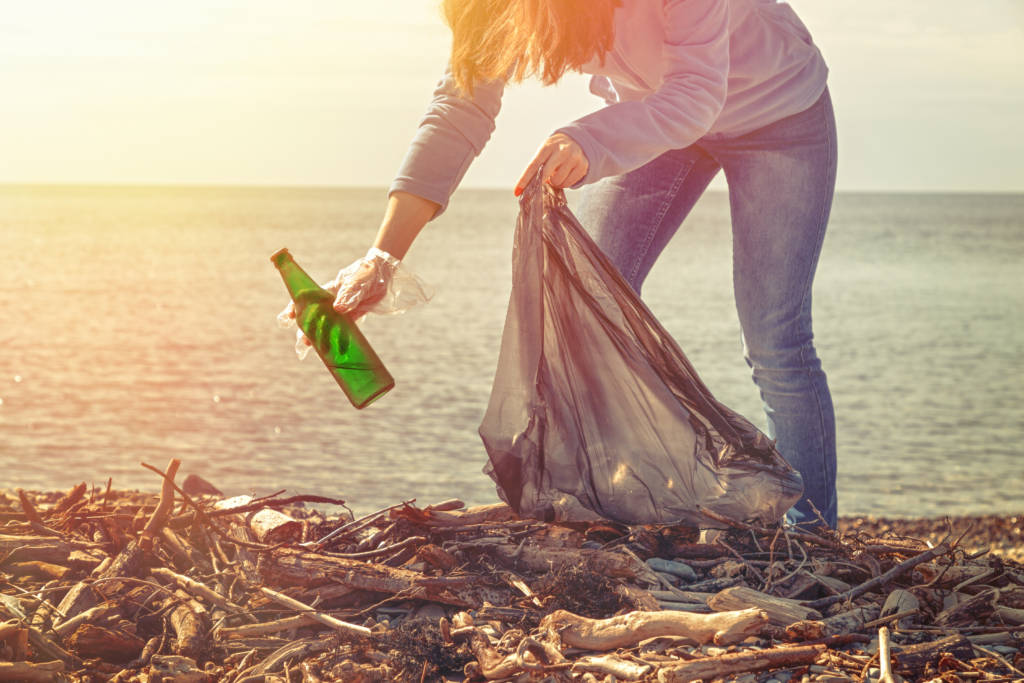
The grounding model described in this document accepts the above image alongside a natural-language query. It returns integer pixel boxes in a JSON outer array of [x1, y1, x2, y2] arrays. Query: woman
[[306, 0, 838, 527]]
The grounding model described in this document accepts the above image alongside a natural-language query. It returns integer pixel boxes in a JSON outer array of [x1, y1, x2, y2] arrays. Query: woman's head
[[443, 0, 620, 95]]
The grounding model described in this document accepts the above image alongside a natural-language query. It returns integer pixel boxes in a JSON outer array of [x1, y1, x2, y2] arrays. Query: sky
[[1, 1, 1022, 193]]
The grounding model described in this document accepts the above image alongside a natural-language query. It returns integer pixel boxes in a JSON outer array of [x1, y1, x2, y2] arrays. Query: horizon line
[[1, 180, 1022, 197]]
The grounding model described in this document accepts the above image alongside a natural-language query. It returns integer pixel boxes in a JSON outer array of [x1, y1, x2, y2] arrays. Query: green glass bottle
[[271, 248, 394, 409]]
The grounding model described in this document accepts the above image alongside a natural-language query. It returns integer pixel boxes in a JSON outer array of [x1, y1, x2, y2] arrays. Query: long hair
[[442, 0, 620, 95]]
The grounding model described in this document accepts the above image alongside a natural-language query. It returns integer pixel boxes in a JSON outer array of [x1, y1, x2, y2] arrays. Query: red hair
[[442, 0, 620, 94]]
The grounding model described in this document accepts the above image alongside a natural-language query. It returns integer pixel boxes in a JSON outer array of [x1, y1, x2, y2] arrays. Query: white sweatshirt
[[390, 0, 828, 213]]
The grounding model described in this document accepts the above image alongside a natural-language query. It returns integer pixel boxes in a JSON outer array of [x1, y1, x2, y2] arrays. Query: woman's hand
[[277, 247, 432, 356], [277, 251, 391, 327], [515, 132, 589, 196]]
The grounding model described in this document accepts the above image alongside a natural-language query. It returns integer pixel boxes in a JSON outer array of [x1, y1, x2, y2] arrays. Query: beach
[[2, 477, 1022, 681]]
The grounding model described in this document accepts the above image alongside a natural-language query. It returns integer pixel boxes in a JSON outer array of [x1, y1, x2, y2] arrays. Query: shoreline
[[2, 484, 1022, 681], [5, 486, 1022, 561], [5, 487, 1021, 542], [837, 513, 1024, 563]]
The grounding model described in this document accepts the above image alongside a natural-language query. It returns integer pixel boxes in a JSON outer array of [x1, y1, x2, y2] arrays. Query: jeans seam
[[627, 160, 693, 285], [799, 91, 836, 521]]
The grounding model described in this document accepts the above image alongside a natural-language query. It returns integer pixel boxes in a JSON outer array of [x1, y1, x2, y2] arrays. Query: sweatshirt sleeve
[[555, 0, 730, 185], [389, 69, 505, 217]]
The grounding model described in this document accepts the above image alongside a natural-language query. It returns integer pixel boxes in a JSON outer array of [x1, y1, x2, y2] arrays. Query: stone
[[149, 654, 210, 683]]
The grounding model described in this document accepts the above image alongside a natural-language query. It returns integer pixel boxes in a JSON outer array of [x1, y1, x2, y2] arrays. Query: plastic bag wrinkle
[[479, 177, 802, 526]]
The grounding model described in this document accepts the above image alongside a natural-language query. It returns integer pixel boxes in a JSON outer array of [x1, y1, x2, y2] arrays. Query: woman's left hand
[[515, 132, 589, 196]]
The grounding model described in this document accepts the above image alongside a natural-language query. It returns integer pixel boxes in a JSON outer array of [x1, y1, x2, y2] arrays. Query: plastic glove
[[276, 247, 433, 359]]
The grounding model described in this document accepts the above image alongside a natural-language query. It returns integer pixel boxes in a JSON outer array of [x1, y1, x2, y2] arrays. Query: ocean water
[[1, 184, 1021, 518]]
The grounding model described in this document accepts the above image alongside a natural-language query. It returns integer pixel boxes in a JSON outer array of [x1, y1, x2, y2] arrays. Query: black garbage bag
[[479, 178, 803, 526]]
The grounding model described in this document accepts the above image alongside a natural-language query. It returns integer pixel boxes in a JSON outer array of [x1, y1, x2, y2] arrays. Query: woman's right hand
[[277, 247, 433, 356], [328, 247, 401, 320]]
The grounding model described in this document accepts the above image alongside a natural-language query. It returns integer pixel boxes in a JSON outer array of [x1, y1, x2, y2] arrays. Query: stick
[[204, 494, 348, 519], [140, 462, 278, 552], [16, 489, 44, 525], [26, 625, 80, 667], [265, 548, 485, 608], [139, 458, 180, 551], [658, 644, 826, 682], [233, 637, 333, 683], [53, 483, 87, 517], [298, 501, 414, 549], [865, 608, 918, 629], [972, 643, 1024, 679], [804, 541, 951, 610], [51, 604, 115, 637], [259, 587, 371, 638], [878, 626, 897, 683], [150, 567, 248, 615], [218, 614, 320, 639], [325, 536, 427, 561]]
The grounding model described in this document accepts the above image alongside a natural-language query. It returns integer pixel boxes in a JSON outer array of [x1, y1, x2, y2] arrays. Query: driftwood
[[217, 614, 319, 639], [150, 567, 247, 616], [0, 660, 64, 683], [66, 623, 145, 662], [167, 592, 209, 660], [265, 547, 494, 608], [1, 467, 1022, 682], [994, 604, 1024, 624], [414, 501, 517, 527], [784, 605, 880, 640], [52, 604, 116, 638], [0, 622, 28, 661], [25, 625, 79, 668], [571, 653, 653, 679], [805, 541, 951, 610], [53, 581, 98, 627], [139, 459, 180, 551], [657, 643, 826, 682], [707, 585, 822, 626], [540, 607, 769, 649], [893, 634, 975, 673], [459, 537, 652, 580], [259, 587, 371, 638]]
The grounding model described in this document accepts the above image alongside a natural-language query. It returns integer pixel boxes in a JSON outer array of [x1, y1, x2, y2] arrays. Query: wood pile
[[1, 459, 1022, 682]]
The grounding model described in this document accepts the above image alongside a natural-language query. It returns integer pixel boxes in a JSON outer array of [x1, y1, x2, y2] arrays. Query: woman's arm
[[315, 72, 503, 319], [389, 69, 505, 217], [284, 189, 440, 325], [372, 191, 441, 261], [553, 0, 730, 185]]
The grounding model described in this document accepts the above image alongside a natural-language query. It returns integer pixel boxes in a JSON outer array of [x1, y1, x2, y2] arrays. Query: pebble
[[657, 600, 711, 613], [410, 603, 446, 622], [991, 645, 1019, 655], [647, 557, 698, 582]]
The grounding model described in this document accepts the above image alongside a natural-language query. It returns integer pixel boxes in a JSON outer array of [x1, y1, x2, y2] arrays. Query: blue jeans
[[577, 89, 838, 527]]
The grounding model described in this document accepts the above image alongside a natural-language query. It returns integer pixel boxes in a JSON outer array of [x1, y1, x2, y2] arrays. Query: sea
[[1, 184, 1021, 519]]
